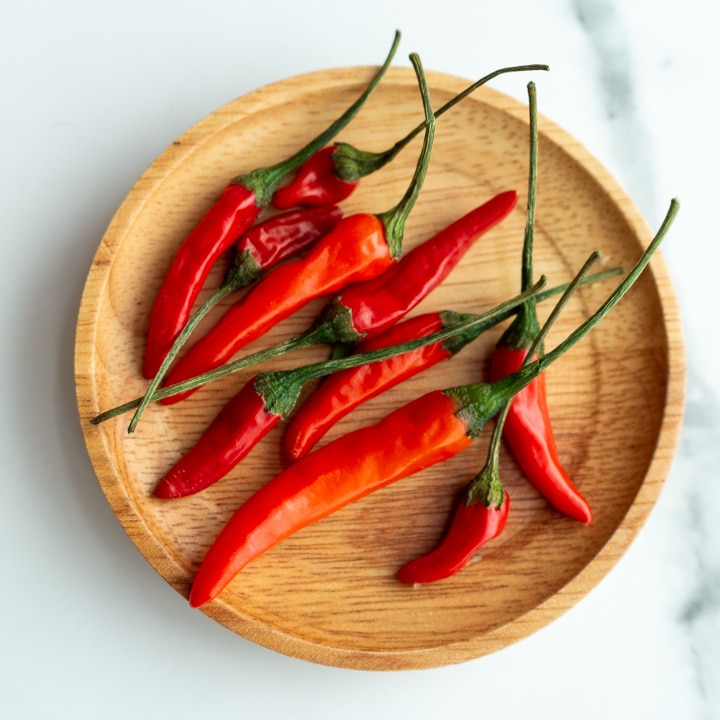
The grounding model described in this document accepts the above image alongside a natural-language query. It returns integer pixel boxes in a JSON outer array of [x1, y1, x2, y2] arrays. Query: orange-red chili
[[272, 63, 548, 209], [187, 198, 678, 605], [141, 31, 400, 378], [157, 53, 437, 405]]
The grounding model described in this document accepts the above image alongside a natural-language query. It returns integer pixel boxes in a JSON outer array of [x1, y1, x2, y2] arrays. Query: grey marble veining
[[572, 0, 658, 215], [673, 370, 720, 715]]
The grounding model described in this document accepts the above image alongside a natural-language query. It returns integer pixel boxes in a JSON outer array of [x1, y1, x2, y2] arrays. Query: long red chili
[[141, 31, 400, 378], [187, 199, 678, 606], [154, 286, 541, 499], [189, 391, 473, 606], [490, 82, 591, 524], [282, 266, 624, 462], [156, 53, 437, 406], [271, 63, 548, 209]]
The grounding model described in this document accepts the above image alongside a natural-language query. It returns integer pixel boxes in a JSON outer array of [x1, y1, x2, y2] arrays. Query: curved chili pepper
[[141, 31, 400, 378], [156, 52, 437, 406], [128, 205, 343, 432], [396, 489, 510, 584], [283, 313, 447, 462], [272, 146, 358, 208], [154, 286, 540, 499], [491, 82, 592, 524], [282, 266, 623, 462], [272, 63, 548, 209], [187, 199, 678, 606], [320, 190, 517, 339], [154, 379, 280, 499], [490, 346, 591, 523]]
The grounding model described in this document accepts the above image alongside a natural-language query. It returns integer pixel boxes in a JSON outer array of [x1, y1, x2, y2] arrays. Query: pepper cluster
[[91, 33, 678, 608]]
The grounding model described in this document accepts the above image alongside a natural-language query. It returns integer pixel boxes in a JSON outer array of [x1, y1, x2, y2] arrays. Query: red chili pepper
[[233, 205, 344, 286], [153, 379, 280, 499], [272, 63, 548, 209], [321, 190, 517, 339], [396, 488, 510, 584], [128, 205, 342, 432], [157, 53, 437, 406], [187, 199, 678, 606], [141, 31, 400, 378], [490, 82, 592, 524], [189, 391, 473, 607], [490, 346, 592, 522], [283, 313, 448, 462]]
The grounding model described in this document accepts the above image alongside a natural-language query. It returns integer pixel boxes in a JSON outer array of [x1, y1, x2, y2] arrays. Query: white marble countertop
[[2, 1, 717, 718]]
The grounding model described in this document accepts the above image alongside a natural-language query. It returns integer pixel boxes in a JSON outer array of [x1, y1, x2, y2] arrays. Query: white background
[[2, 1, 718, 718]]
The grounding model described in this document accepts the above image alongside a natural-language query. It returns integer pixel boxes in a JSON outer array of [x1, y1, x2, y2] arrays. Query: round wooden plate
[[75, 65, 685, 670]]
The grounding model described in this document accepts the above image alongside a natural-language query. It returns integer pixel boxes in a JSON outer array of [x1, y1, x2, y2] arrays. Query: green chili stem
[[333, 63, 550, 182], [375, 53, 435, 259], [467, 251, 601, 507], [235, 30, 401, 206], [500, 81, 541, 351]]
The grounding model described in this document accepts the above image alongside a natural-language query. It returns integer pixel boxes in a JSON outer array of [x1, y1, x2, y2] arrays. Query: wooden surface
[[74, 66, 685, 670]]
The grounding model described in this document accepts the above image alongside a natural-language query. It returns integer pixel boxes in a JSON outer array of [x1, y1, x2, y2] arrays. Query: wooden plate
[[74, 66, 685, 670]]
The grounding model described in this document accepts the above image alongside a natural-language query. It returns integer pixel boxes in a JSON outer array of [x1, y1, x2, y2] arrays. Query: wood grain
[[74, 66, 685, 670]]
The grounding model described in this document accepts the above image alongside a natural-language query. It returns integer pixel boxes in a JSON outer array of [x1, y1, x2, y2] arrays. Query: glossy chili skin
[[283, 313, 449, 461], [153, 379, 281, 499], [233, 205, 343, 286], [143, 182, 260, 378], [396, 491, 510, 584], [160, 214, 393, 404], [490, 345, 592, 524], [319, 190, 518, 340], [189, 390, 472, 607], [272, 146, 358, 209]]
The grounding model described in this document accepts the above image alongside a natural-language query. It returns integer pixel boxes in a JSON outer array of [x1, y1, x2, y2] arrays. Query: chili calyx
[[153, 281, 547, 499], [142, 31, 400, 379], [272, 62, 549, 208]]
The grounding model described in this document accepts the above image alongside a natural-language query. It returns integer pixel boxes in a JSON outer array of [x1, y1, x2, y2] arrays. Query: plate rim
[[74, 64, 686, 670]]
